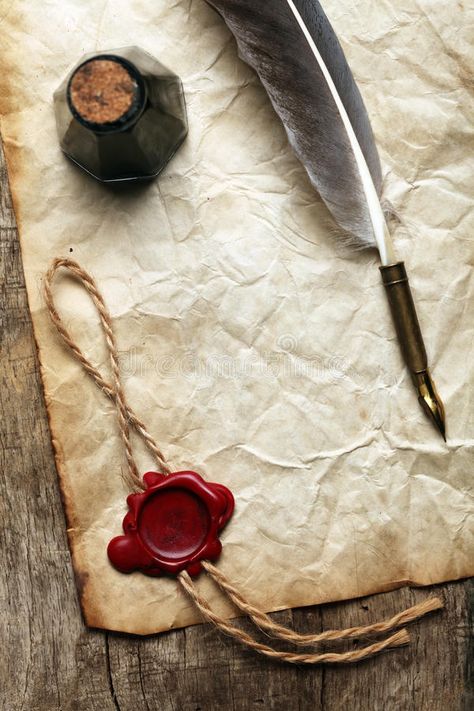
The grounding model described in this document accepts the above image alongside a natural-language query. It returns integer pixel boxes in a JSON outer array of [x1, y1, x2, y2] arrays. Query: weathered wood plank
[[0, 137, 472, 711], [0, 143, 116, 711]]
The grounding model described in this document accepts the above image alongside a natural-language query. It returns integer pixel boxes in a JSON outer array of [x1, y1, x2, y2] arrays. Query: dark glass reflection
[[54, 47, 188, 183]]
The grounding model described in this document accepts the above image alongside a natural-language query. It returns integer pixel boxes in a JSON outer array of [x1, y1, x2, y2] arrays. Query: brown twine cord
[[178, 571, 410, 664], [202, 561, 443, 645], [44, 257, 444, 665], [44, 258, 171, 489]]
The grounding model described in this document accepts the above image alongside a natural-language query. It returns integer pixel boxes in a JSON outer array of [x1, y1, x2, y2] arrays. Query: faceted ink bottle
[[54, 47, 188, 182]]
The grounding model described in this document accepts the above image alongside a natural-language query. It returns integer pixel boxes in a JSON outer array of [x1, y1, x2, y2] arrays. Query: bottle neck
[[67, 54, 147, 134]]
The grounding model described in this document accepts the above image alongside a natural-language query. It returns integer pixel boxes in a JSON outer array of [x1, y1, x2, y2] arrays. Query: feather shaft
[[285, 1, 395, 265], [206, 0, 396, 263]]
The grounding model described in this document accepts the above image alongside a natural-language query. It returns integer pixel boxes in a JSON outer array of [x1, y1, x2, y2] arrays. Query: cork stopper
[[69, 57, 140, 126]]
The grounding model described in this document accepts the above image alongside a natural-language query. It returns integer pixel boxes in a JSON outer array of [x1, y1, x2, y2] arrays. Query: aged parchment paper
[[0, 0, 473, 634]]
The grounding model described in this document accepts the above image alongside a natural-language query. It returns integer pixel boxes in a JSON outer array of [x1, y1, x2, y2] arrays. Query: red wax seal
[[107, 471, 234, 577]]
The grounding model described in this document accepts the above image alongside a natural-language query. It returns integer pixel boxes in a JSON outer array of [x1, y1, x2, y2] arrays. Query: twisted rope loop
[[44, 257, 443, 665], [44, 258, 170, 489]]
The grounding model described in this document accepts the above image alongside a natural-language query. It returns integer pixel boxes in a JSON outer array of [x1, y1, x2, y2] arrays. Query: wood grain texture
[[0, 139, 472, 711]]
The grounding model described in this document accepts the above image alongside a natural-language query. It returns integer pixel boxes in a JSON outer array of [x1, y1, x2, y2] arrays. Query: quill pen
[[205, 0, 446, 438]]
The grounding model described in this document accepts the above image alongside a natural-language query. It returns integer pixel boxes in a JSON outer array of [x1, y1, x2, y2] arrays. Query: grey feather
[[205, 0, 383, 249]]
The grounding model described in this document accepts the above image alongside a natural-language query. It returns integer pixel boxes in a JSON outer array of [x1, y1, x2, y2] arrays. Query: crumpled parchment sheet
[[0, 0, 473, 634]]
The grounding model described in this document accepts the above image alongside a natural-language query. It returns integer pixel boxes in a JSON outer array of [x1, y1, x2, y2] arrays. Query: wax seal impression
[[108, 471, 234, 576]]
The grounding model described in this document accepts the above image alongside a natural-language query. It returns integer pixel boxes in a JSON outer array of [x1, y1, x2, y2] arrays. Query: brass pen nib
[[413, 370, 446, 441], [380, 262, 447, 440]]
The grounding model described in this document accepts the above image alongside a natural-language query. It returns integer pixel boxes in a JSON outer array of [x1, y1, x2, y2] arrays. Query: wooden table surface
[[0, 140, 472, 711]]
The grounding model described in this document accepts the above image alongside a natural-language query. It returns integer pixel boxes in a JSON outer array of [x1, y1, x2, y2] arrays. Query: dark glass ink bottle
[[54, 47, 188, 182]]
